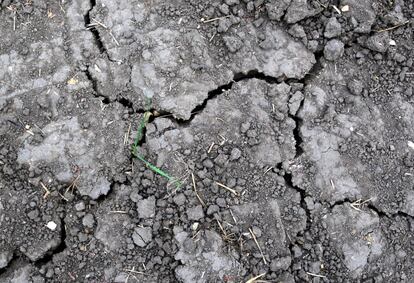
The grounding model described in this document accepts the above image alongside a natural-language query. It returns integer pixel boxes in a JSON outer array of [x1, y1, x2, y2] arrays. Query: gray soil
[[0, 0, 413, 282]]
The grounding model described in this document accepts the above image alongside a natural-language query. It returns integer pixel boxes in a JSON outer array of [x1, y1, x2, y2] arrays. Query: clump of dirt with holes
[[0, 0, 413, 282]]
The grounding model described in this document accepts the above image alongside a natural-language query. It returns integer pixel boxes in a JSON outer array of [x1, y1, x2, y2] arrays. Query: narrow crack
[[34, 217, 67, 268], [151, 69, 285, 126], [188, 70, 285, 122], [82, 69, 110, 104], [328, 198, 414, 223], [287, 50, 324, 159], [289, 110, 304, 158], [82, 69, 138, 112], [283, 172, 312, 232], [84, 0, 107, 54], [94, 179, 132, 203], [0, 217, 67, 277]]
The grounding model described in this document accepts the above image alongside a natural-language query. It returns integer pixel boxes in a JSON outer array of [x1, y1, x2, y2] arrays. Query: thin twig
[[375, 20, 410, 32], [350, 198, 373, 211], [263, 167, 272, 175], [207, 142, 215, 153], [191, 173, 206, 207], [215, 216, 227, 238], [123, 269, 145, 275], [249, 228, 267, 265], [40, 182, 51, 199], [306, 272, 327, 278], [245, 273, 266, 283], [124, 123, 131, 145], [216, 182, 238, 196], [66, 174, 80, 193], [201, 15, 230, 23]]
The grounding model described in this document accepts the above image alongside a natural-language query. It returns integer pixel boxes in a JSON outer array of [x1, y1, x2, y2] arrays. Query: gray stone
[[230, 148, 242, 161], [288, 24, 306, 39], [324, 17, 342, 38], [173, 193, 186, 206], [266, 0, 291, 21], [324, 39, 344, 61], [207, 205, 220, 215], [384, 5, 406, 26], [219, 4, 229, 15], [217, 18, 232, 33], [0, 250, 13, 269], [365, 32, 390, 53], [223, 36, 243, 53], [132, 227, 152, 247], [347, 80, 364, 96], [95, 214, 130, 251], [27, 209, 39, 220], [340, 0, 376, 33], [75, 201, 85, 211], [82, 213, 95, 228], [270, 256, 292, 271], [285, 0, 322, 23], [154, 118, 173, 133], [216, 198, 227, 208], [289, 91, 304, 115], [137, 196, 156, 219], [225, 0, 239, 5], [271, 82, 291, 97], [10, 265, 32, 283], [187, 205, 204, 221]]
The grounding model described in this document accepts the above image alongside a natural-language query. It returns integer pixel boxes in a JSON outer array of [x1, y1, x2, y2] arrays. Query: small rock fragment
[[207, 204, 220, 215], [340, 0, 376, 33], [347, 80, 363, 96], [217, 18, 232, 33], [384, 5, 407, 25], [365, 32, 390, 53], [223, 36, 243, 53], [173, 193, 187, 206], [187, 205, 204, 221], [266, 0, 291, 21], [324, 17, 342, 38], [191, 222, 199, 231], [82, 214, 95, 228], [225, 0, 239, 5], [289, 91, 304, 115], [230, 148, 242, 161], [408, 141, 414, 151], [219, 4, 229, 15], [75, 201, 86, 211], [270, 256, 292, 271], [324, 39, 344, 61], [132, 227, 152, 247], [137, 196, 156, 219], [0, 250, 13, 269], [285, 0, 321, 24], [46, 221, 57, 231]]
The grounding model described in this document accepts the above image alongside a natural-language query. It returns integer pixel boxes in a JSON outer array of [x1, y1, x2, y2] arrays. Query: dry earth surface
[[0, 0, 413, 282]]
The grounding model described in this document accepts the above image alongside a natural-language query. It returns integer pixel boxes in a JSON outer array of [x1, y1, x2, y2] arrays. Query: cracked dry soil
[[0, 0, 413, 282]]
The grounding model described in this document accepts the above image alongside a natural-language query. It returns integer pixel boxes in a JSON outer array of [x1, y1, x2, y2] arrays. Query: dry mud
[[0, 0, 413, 282]]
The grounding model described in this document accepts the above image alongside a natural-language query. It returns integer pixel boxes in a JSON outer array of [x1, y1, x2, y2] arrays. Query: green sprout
[[131, 99, 181, 189]]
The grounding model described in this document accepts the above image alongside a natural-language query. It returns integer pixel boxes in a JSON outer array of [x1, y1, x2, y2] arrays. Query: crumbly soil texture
[[0, 0, 413, 282]]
